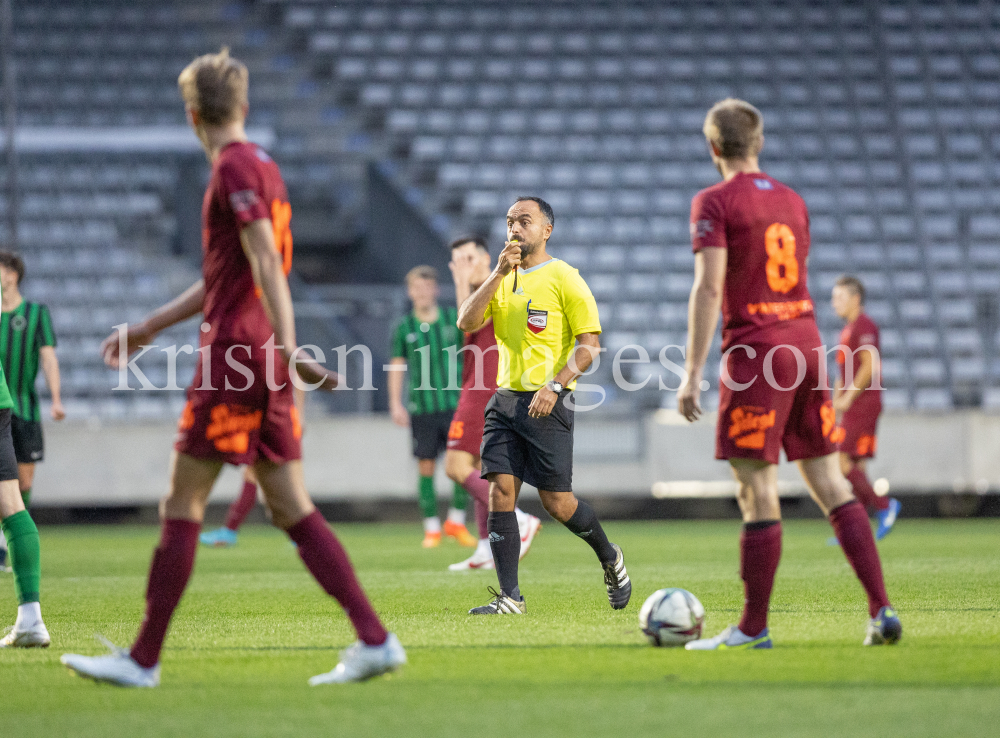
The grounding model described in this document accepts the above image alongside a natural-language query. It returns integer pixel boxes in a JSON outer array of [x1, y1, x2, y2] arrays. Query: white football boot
[[517, 513, 542, 560], [685, 624, 772, 650], [61, 637, 160, 687], [1, 603, 50, 648], [448, 542, 495, 571], [1, 621, 50, 648], [308, 632, 406, 685]]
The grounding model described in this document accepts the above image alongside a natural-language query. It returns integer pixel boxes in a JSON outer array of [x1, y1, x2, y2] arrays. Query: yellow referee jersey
[[483, 258, 601, 391]]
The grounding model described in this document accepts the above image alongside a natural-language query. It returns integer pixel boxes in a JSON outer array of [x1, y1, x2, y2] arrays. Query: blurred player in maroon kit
[[61, 49, 405, 687], [831, 275, 900, 540], [678, 99, 901, 649], [444, 237, 540, 571]]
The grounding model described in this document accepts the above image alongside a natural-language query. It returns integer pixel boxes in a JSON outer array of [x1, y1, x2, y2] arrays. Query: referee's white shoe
[[469, 586, 526, 614]]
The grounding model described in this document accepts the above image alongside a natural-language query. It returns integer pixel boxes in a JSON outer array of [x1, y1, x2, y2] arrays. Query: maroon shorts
[[446, 388, 495, 457], [174, 343, 302, 466], [838, 404, 880, 460], [716, 342, 837, 464]]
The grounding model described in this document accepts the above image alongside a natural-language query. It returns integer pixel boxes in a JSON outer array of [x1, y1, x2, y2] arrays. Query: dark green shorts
[[10, 414, 43, 465], [410, 410, 454, 460], [0, 410, 21, 481]]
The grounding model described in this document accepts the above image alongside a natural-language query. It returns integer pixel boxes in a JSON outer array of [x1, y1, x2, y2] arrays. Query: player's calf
[[1, 505, 48, 648]]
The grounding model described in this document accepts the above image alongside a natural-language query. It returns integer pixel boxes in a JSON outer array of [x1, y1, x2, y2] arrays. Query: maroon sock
[[224, 481, 259, 531], [737, 521, 782, 638], [462, 471, 490, 540], [130, 519, 200, 668], [287, 510, 388, 646], [846, 467, 889, 511], [473, 497, 489, 540], [829, 501, 891, 617]]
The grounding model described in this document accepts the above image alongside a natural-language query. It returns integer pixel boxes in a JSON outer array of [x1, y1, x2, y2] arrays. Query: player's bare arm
[[99, 279, 206, 368], [456, 241, 520, 332], [38, 346, 65, 421], [527, 332, 600, 419], [449, 250, 478, 307], [239, 218, 341, 390], [833, 348, 875, 414], [387, 357, 409, 427], [678, 248, 727, 422]]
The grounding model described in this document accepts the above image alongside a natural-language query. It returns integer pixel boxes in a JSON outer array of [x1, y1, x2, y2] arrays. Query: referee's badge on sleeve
[[527, 307, 548, 334]]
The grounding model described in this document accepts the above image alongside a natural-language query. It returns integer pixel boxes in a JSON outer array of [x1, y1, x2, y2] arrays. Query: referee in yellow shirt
[[457, 197, 631, 614]]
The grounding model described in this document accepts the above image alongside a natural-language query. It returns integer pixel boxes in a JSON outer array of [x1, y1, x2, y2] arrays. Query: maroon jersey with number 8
[[690, 171, 835, 464], [690, 171, 817, 351]]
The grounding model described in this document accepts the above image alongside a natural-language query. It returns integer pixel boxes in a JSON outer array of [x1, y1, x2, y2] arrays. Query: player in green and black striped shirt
[[388, 265, 476, 548], [0, 252, 64, 515], [0, 250, 50, 647]]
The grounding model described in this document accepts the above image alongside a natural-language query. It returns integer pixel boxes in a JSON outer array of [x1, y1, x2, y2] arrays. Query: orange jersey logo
[[728, 407, 776, 450], [856, 434, 877, 456], [746, 299, 814, 321], [254, 199, 294, 299], [448, 420, 465, 440], [178, 401, 195, 431], [206, 404, 263, 454], [820, 401, 836, 439]]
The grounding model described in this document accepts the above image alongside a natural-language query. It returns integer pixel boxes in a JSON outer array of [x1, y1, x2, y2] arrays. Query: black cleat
[[603, 543, 631, 610], [469, 586, 527, 615]]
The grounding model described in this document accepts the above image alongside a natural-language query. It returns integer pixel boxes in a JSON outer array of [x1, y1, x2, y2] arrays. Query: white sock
[[446, 507, 466, 526], [15, 601, 42, 629], [476, 538, 492, 557], [423, 516, 441, 534], [514, 507, 528, 526]]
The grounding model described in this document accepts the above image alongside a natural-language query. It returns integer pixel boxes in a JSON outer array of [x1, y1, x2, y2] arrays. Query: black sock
[[744, 520, 780, 532], [488, 512, 521, 600], [563, 500, 617, 565]]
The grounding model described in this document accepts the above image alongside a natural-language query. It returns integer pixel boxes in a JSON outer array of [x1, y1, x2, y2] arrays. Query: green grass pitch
[[1, 518, 998, 737]]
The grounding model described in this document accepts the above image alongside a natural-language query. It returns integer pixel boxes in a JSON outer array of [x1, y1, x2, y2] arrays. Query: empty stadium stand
[[3, 1, 1000, 416]]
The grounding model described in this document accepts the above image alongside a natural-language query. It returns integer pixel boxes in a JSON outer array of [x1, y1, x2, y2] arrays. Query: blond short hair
[[177, 47, 249, 125], [405, 265, 438, 286], [703, 98, 764, 160]]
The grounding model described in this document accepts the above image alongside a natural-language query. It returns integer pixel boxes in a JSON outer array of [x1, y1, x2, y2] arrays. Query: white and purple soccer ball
[[639, 588, 705, 647]]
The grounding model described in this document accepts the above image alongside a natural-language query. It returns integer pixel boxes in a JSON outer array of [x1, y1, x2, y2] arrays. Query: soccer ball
[[638, 588, 705, 647]]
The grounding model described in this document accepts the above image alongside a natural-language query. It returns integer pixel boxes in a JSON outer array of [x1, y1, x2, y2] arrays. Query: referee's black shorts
[[11, 415, 44, 464], [480, 388, 574, 492], [0, 410, 21, 482]]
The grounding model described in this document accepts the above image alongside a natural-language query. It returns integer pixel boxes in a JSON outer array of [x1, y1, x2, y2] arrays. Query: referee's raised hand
[[497, 240, 523, 275]]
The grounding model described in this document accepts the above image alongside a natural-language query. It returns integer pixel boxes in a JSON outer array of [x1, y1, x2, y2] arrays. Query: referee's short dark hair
[[449, 235, 488, 253], [0, 251, 25, 285], [835, 274, 865, 304], [514, 196, 555, 226]]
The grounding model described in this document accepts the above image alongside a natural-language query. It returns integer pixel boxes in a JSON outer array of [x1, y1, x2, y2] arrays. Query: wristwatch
[[546, 380, 564, 394]]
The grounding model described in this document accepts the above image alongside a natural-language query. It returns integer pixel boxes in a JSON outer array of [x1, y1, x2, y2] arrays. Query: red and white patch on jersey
[[527, 308, 548, 334]]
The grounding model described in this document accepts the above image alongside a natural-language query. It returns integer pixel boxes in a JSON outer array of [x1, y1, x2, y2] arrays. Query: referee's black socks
[[487, 512, 522, 600], [564, 501, 617, 565]]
